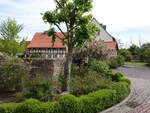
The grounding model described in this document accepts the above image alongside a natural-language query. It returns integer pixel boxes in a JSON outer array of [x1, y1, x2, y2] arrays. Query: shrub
[[107, 72, 124, 82], [71, 64, 90, 77], [89, 59, 110, 75], [59, 95, 78, 113], [118, 49, 132, 61], [15, 99, 42, 113], [77, 96, 95, 113], [108, 59, 119, 68], [108, 55, 125, 69], [73, 41, 109, 64], [0, 58, 30, 92], [120, 77, 131, 85], [116, 55, 125, 66], [69, 70, 112, 96], [87, 89, 117, 112], [0, 80, 131, 113], [30, 53, 41, 58], [109, 82, 130, 101], [23, 77, 55, 101], [40, 102, 60, 113], [0, 103, 18, 113]]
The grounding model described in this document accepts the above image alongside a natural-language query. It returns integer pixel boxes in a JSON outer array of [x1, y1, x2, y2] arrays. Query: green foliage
[[30, 53, 42, 58], [107, 59, 119, 69], [0, 103, 18, 113], [23, 77, 55, 101], [70, 59, 127, 96], [42, 0, 98, 48], [0, 40, 26, 56], [87, 90, 117, 112], [71, 64, 90, 77], [107, 72, 124, 82], [69, 70, 112, 96], [141, 43, 150, 62], [0, 18, 26, 56], [0, 58, 30, 92], [108, 55, 125, 69], [59, 95, 78, 113], [77, 95, 96, 113], [120, 77, 131, 85], [0, 58, 131, 113], [89, 59, 110, 75], [41, 102, 60, 113], [116, 55, 125, 66], [108, 82, 130, 101], [128, 44, 141, 56], [0, 80, 130, 113], [42, 0, 98, 91], [125, 62, 149, 66], [119, 49, 132, 61], [15, 99, 42, 113], [0, 18, 23, 41], [73, 41, 109, 63]]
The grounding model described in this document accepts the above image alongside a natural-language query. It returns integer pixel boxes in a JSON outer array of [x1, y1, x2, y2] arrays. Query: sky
[[0, 0, 150, 48]]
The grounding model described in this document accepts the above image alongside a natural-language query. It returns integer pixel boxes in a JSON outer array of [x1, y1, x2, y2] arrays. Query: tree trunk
[[62, 48, 73, 92]]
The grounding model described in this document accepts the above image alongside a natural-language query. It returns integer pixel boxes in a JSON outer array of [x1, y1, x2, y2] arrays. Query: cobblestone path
[[101, 65, 150, 113]]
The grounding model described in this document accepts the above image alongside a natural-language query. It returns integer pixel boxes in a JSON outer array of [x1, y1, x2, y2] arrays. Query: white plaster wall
[[92, 19, 114, 42]]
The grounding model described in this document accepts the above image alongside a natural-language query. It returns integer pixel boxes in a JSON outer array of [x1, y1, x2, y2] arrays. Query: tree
[[0, 58, 30, 92], [0, 18, 26, 56], [128, 44, 141, 56], [118, 49, 132, 61], [73, 41, 109, 64], [141, 43, 150, 62], [42, 0, 98, 91]]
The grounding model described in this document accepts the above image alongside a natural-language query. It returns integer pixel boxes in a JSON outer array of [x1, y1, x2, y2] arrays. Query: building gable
[[92, 18, 114, 42]]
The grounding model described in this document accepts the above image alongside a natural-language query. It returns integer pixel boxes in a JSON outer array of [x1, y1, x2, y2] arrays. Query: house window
[[53, 54, 57, 58]]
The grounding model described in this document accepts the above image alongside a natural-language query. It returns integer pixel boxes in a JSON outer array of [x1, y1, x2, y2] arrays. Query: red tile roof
[[27, 32, 66, 48], [27, 32, 118, 50], [103, 41, 118, 50]]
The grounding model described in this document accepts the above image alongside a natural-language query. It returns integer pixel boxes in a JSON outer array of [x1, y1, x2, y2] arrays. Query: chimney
[[100, 24, 107, 30], [103, 25, 106, 30]]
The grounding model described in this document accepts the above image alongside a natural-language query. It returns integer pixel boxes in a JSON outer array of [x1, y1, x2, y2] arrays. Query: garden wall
[[24, 59, 65, 80]]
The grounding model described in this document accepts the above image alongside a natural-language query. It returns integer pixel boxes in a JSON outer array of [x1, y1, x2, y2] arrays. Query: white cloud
[[0, 0, 55, 40], [92, 0, 150, 30], [0, 0, 150, 44], [92, 0, 150, 45], [0, 0, 12, 5]]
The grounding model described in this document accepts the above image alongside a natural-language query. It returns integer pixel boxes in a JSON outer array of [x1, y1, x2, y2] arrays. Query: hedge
[[0, 78, 131, 113]]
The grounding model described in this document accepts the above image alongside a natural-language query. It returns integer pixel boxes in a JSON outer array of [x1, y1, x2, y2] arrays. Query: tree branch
[[55, 34, 63, 40], [54, 23, 67, 38], [69, 24, 79, 32], [55, 0, 63, 8]]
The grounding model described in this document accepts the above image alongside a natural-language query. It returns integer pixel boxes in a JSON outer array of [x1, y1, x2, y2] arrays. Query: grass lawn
[[125, 62, 150, 67]]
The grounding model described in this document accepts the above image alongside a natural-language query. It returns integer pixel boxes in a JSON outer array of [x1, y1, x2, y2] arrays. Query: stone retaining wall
[[24, 58, 65, 80]]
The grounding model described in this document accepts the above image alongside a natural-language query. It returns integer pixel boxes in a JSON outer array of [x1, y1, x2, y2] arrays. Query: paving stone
[[101, 66, 150, 113]]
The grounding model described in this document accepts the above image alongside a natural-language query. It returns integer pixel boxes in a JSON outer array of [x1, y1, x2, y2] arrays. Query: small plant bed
[[125, 62, 150, 67], [0, 59, 131, 113], [0, 81, 130, 113]]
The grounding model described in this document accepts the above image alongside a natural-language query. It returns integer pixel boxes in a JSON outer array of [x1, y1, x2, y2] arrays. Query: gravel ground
[[113, 65, 150, 79]]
